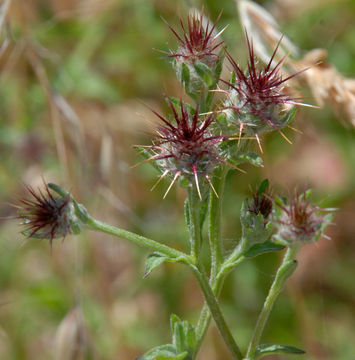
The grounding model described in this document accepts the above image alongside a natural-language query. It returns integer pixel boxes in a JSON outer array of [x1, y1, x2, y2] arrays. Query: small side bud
[[273, 190, 333, 246], [240, 180, 274, 250], [247, 179, 273, 225]]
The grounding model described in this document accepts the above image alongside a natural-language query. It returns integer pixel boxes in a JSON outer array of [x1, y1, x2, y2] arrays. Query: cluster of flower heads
[[141, 12, 304, 196], [17, 11, 332, 247]]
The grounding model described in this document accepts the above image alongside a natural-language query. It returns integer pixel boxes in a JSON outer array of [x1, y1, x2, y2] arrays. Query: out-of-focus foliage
[[0, 0, 354, 359]]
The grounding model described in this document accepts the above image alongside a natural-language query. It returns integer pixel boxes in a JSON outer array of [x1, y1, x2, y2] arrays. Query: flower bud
[[240, 180, 274, 249], [165, 12, 225, 99], [247, 180, 273, 225]]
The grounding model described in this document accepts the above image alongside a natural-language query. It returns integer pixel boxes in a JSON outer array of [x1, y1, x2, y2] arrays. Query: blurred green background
[[0, 0, 354, 359]]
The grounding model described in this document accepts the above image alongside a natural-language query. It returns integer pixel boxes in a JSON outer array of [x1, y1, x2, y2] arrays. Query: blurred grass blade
[[237, 0, 299, 65]]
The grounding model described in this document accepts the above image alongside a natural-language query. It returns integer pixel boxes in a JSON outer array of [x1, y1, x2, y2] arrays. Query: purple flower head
[[166, 11, 224, 66], [140, 100, 225, 199], [18, 183, 74, 248]]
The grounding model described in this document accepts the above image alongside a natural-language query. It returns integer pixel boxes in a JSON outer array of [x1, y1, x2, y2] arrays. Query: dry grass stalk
[[294, 49, 355, 127]]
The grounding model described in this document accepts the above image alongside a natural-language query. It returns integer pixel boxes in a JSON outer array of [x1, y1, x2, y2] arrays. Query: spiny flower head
[[166, 11, 224, 66], [18, 183, 77, 248], [140, 100, 224, 198], [274, 191, 333, 245], [223, 35, 302, 145]]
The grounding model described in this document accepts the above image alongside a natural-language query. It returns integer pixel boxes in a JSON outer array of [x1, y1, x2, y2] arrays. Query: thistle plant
[[17, 8, 334, 360]]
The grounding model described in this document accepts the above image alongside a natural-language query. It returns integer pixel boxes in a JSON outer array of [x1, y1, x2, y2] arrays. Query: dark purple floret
[[248, 189, 273, 223]]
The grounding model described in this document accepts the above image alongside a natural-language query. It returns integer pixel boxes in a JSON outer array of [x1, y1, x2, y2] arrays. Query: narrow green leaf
[[236, 152, 263, 167], [171, 316, 195, 357], [257, 179, 269, 196], [173, 321, 185, 353], [193, 62, 214, 87], [135, 147, 165, 174], [304, 189, 313, 200], [244, 241, 285, 258], [214, 50, 225, 80], [144, 252, 168, 278], [144, 252, 186, 278], [280, 106, 297, 125], [170, 314, 181, 335], [185, 324, 196, 352], [168, 97, 195, 117], [181, 63, 190, 90], [255, 343, 305, 358]]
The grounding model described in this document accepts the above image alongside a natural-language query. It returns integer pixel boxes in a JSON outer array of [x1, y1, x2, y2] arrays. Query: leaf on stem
[[168, 97, 195, 117], [254, 343, 305, 358], [181, 63, 191, 91], [144, 252, 183, 278], [193, 61, 214, 87], [243, 240, 285, 258], [137, 315, 196, 360], [232, 152, 264, 168], [171, 314, 196, 357], [257, 179, 269, 196], [136, 344, 188, 360], [279, 106, 297, 126]]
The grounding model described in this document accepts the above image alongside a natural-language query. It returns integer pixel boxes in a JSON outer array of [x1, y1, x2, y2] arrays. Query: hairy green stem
[[194, 251, 245, 357], [193, 277, 224, 357], [85, 216, 188, 263], [190, 265, 243, 360], [186, 180, 243, 359], [246, 247, 298, 358], [187, 187, 202, 260], [208, 166, 228, 281]]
